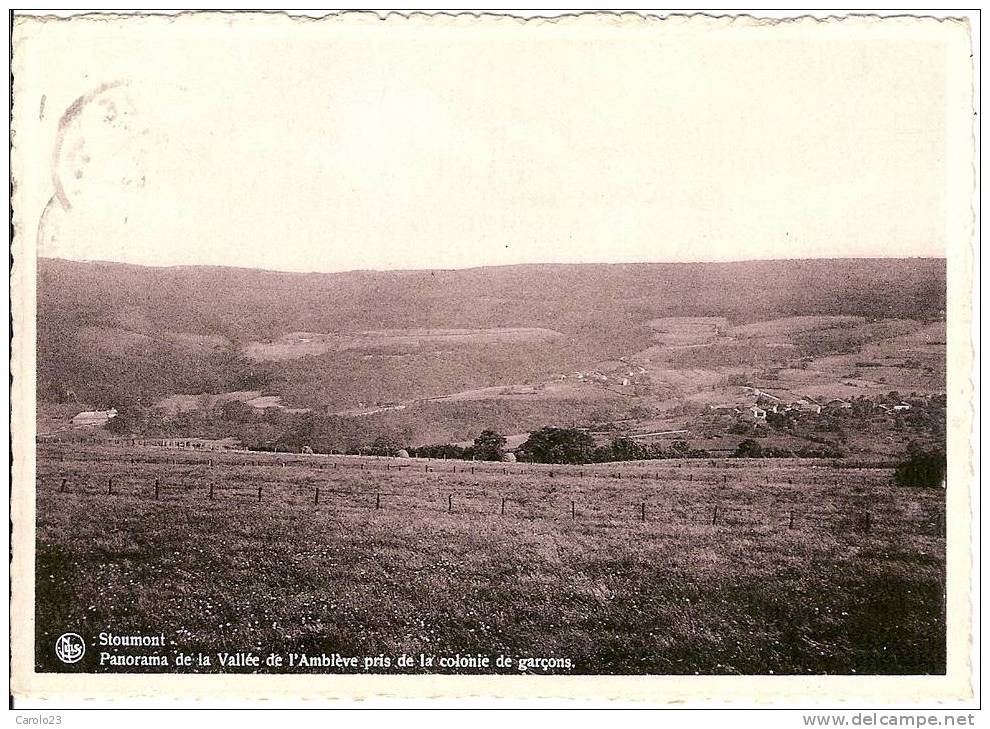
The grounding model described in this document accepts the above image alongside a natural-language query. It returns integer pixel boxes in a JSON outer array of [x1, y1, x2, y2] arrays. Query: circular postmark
[[54, 632, 86, 664]]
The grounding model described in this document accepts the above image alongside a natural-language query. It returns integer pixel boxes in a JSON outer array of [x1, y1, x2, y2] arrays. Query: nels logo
[[55, 633, 86, 664]]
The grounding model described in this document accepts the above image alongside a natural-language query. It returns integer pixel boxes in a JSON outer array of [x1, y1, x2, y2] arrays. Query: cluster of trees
[[406, 443, 472, 460], [515, 428, 709, 465], [408, 430, 716, 465], [407, 431, 508, 461], [732, 439, 845, 459]]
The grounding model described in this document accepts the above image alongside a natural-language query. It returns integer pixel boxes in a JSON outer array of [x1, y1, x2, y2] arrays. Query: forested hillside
[[36, 257, 945, 411]]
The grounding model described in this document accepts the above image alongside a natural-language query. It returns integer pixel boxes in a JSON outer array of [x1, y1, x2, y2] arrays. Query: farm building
[[709, 404, 742, 415], [748, 405, 767, 422], [747, 387, 782, 403], [70, 408, 117, 427], [824, 399, 852, 410]]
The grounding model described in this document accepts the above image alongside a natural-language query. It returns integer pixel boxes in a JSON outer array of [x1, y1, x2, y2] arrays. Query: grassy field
[[35, 444, 945, 675], [243, 327, 564, 361]]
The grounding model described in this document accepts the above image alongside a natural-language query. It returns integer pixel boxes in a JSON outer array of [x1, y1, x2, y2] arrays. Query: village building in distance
[[69, 408, 118, 428]]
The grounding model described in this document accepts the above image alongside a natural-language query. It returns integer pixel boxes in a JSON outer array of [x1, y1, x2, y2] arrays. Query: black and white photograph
[[9, 9, 977, 709]]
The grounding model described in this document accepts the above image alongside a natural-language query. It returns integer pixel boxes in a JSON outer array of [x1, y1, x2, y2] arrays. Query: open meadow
[[35, 443, 946, 675]]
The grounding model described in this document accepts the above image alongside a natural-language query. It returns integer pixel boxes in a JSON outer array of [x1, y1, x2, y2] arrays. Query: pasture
[[35, 444, 945, 675]]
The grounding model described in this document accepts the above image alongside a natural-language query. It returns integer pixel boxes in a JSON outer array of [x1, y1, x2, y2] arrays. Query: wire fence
[[39, 467, 946, 538]]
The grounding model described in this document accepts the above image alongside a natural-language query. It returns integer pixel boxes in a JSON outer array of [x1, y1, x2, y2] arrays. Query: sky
[[12, 12, 970, 273]]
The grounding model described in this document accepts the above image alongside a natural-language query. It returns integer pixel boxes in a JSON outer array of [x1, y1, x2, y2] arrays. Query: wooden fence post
[[641, 502, 646, 522], [376, 493, 381, 510], [712, 505, 719, 526], [60, 478, 66, 493], [108, 478, 113, 495], [155, 479, 160, 500], [864, 512, 871, 532], [447, 494, 452, 513], [257, 486, 262, 502], [501, 497, 506, 515], [315, 488, 320, 505], [788, 510, 795, 529], [571, 501, 576, 520]]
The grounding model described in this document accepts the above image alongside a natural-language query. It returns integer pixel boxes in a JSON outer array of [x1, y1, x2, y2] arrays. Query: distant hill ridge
[[36, 256, 946, 410], [38, 256, 945, 337]]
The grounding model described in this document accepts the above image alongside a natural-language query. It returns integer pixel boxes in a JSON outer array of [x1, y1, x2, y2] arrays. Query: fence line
[[40, 476, 945, 536], [37, 453, 895, 489]]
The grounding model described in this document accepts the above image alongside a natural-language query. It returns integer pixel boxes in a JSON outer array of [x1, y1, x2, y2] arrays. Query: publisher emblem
[[55, 633, 86, 664]]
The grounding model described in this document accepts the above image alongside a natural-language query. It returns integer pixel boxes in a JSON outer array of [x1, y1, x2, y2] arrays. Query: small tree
[[733, 439, 763, 458], [518, 427, 595, 464], [473, 429, 507, 461], [370, 433, 403, 457], [108, 405, 148, 435], [608, 437, 648, 461], [894, 448, 946, 488]]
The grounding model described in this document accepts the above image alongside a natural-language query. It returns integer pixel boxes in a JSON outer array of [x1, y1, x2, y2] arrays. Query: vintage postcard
[[9, 10, 976, 705]]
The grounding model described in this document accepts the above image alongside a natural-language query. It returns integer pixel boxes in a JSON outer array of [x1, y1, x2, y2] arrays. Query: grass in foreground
[[35, 446, 945, 675]]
